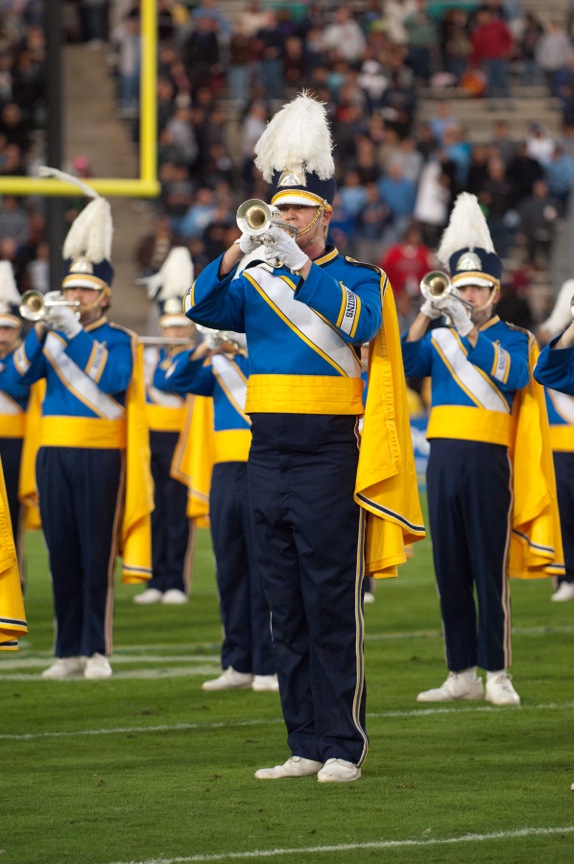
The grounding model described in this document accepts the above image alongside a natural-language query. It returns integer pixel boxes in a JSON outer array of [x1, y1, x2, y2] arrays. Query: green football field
[[2, 520, 573, 864]]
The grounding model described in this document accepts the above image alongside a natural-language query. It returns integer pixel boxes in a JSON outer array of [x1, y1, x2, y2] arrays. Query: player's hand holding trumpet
[[419, 271, 474, 337]]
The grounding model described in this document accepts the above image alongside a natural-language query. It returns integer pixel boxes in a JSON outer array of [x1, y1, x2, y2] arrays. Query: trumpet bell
[[236, 199, 273, 237], [19, 289, 81, 322], [420, 270, 452, 302]]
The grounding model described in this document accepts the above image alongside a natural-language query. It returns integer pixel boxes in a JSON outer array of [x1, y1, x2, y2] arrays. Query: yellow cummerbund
[[146, 404, 186, 432], [549, 425, 574, 452], [427, 405, 512, 446], [245, 374, 364, 415], [40, 416, 127, 449], [0, 413, 25, 438], [214, 429, 252, 463]]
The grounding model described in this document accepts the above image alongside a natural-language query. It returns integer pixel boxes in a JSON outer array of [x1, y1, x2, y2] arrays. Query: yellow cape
[[508, 333, 564, 578], [355, 278, 426, 578], [0, 456, 27, 649], [170, 394, 214, 524]]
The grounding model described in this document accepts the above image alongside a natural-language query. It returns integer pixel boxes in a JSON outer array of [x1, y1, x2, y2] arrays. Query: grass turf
[[2, 524, 573, 864]]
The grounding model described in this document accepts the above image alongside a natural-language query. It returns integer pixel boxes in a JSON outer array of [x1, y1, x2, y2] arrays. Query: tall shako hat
[[0, 260, 22, 329], [254, 91, 336, 210], [38, 165, 114, 291], [437, 192, 502, 291]]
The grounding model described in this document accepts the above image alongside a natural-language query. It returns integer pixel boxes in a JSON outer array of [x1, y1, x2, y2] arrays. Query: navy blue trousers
[[248, 413, 368, 766], [210, 461, 275, 676], [36, 446, 123, 658], [149, 430, 195, 593], [427, 439, 513, 673], [553, 451, 574, 584]]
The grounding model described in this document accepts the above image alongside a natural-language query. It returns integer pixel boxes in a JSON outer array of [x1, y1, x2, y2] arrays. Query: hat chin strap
[[79, 286, 111, 316], [297, 201, 326, 237], [472, 287, 499, 317]]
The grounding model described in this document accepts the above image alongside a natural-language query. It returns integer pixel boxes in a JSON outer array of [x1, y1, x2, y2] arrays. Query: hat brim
[[159, 315, 193, 328], [452, 273, 499, 290], [0, 314, 22, 328], [271, 190, 332, 210]]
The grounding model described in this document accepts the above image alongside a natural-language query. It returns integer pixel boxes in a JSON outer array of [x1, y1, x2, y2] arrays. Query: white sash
[[548, 388, 574, 424], [247, 267, 362, 378], [432, 328, 509, 413], [212, 354, 249, 420], [45, 332, 125, 420], [0, 391, 22, 415], [143, 347, 184, 407]]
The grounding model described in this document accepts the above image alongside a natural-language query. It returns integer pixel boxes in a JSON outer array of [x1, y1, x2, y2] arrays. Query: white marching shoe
[[551, 581, 574, 602], [485, 671, 520, 705], [417, 670, 485, 702], [133, 588, 163, 605], [201, 666, 253, 691], [317, 758, 361, 783], [41, 656, 85, 680], [84, 653, 113, 680], [161, 589, 188, 605], [252, 674, 279, 692], [254, 756, 323, 779]]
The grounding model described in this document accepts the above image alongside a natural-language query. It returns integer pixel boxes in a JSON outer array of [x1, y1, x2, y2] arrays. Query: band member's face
[[276, 203, 331, 252], [0, 324, 20, 353], [458, 284, 499, 326], [63, 286, 108, 325]]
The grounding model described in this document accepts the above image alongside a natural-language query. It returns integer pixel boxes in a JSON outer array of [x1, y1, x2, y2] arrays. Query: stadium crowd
[[0, 1, 573, 333]]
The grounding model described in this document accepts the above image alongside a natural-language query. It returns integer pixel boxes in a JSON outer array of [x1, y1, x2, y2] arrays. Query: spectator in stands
[[182, 15, 220, 99], [441, 7, 471, 85], [488, 119, 516, 166], [112, 7, 141, 120], [526, 121, 555, 167], [176, 186, 218, 241], [380, 223, 436, 302], [0, 195, 29, 250], [519, 11, 544, 87], [404, 0, 439, 84], [322, 5, 367, 66], [252, 9, 285, 102], [469, 7, 513, 106], [555, 53, 574, 126], [507, 140, 545, 205], [79, 0, 110, 47], [227, 19, 253, 106], [545, 144, 574, 215], [536, 20, 574, 96], [476, 155, 516, 258], [354, 181, 391, 264], [378, 160, 417, 248], [517, 178, 561, 269]]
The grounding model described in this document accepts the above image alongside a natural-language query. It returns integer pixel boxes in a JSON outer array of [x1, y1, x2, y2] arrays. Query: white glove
[[237, 233, 261, 255], [45, 305, 82, 339], [420, 298, 443, 320], [435, 294, 474, 337], [264, 225, 309, 272]]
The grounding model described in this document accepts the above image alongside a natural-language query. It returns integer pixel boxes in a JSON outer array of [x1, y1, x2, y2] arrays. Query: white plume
[[137, 247, 194, 302], [0, 260, 20, 306], [38, 165, 98, 199], [437, 192, 494, 266], [254, 91, 334, 183], [39, 165, 112, 263]]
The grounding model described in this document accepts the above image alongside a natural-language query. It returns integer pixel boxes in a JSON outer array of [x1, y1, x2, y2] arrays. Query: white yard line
[[105, 826, 574, 864], [1, 702, 572, 741]]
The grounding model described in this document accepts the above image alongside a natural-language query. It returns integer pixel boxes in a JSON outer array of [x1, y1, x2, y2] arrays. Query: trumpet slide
[[19, 290, 80, 323]]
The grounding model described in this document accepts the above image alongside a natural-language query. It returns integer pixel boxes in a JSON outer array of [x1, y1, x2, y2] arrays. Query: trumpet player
[[0, 175, 153, 680], [183, 93, 422, 782], [403, 192, 562, 706], [153, 324, 277, 693]]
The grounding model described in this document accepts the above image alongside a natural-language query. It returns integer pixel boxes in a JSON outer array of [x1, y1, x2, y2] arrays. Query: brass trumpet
[[19, 290, 80, 323], [420, 271, 473, 315], [236, 199, 298, 243]]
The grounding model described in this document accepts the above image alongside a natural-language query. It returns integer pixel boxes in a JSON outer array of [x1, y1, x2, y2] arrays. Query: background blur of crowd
[[3, 0, 574, 332]]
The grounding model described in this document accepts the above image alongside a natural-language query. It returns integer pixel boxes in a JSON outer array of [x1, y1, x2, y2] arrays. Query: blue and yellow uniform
[[1, 316, 149, 659], [155, 347, 275, 677], [402, 315, 530, 672], [144, 345, 195, 597], [185, 249, 383, 767], [543, 385, 574, 589]]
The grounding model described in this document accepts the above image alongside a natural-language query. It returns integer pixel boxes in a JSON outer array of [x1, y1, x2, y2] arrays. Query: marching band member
[[184, 92, 423, 782], [0, 263, 28, 577], [534, 309, 574, 601], [0, 169, 153, 680], [135, 248, 197, 605], [154, 326, 277, 692], [403, 192, 563, 706]]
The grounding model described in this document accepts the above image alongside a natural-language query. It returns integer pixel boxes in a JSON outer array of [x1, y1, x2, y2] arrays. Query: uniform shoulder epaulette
[[109, 321, 136, 340], [344, 256, 383, 275], [505, 321, 534, 338]]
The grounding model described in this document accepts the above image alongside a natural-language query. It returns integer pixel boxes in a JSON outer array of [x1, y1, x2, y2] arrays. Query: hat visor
[[159, 315, 193, 328], [452, 274, 497, 289], [271, 190, 332, 210], [0, 314, 21, 328]]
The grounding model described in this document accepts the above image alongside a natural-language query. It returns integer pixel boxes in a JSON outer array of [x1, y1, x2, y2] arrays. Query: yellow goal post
[[0, 0, 159, 198]]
